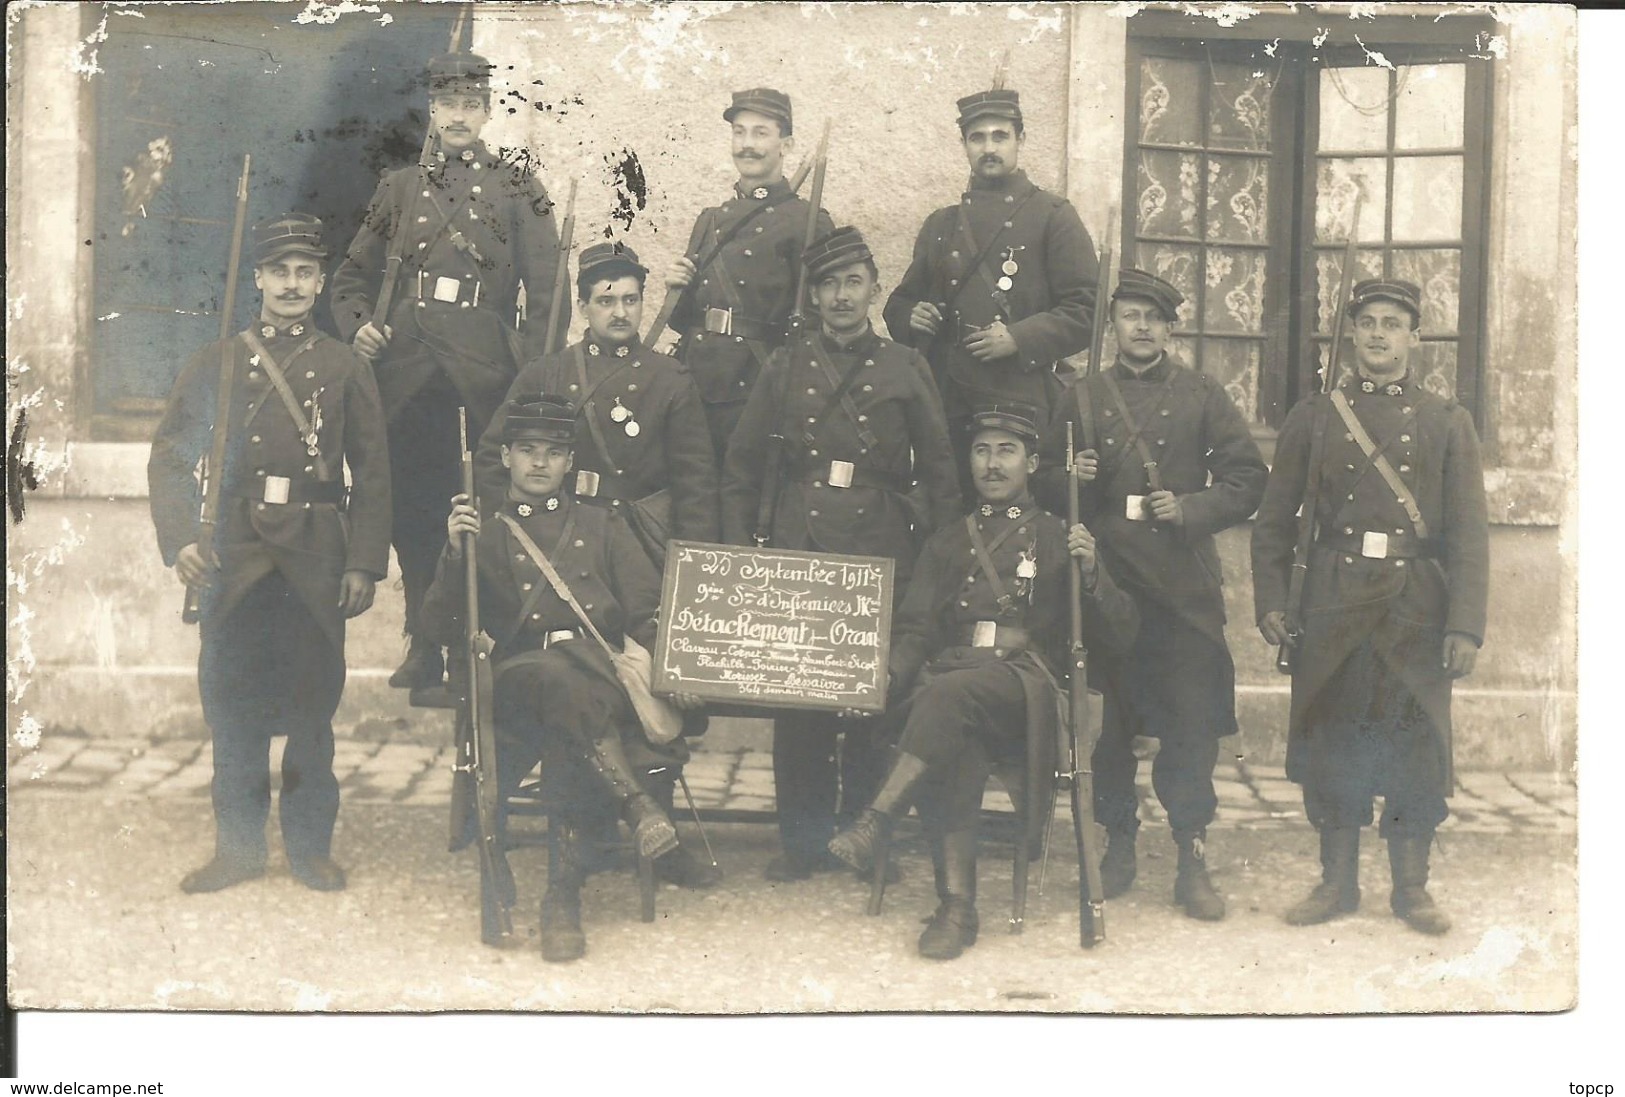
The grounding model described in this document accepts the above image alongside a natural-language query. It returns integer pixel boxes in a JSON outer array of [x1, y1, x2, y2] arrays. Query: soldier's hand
[[174, 542, 216, 590], [909, 301, 944, 337], [353, 321, 392, 361], [665, 256, 697, 290], [836, 706, 871, 720], [1259, 610, 1292, 647], [671, 691, 705, 712], [339, 570, 376, 618], [446, 492, 480, 554], [1067, 522, 1098, 584], [1442, 631, 1479, 678], [1147, 489, 1184, 526], [963, 320, 1017, 362], [1072, 447, 1099, 483]]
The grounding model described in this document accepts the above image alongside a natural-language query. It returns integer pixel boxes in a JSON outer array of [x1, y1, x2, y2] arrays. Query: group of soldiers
[[147, 51, 1489, 964]]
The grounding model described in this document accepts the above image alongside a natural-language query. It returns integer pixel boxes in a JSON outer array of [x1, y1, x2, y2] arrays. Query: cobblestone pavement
[[6, 730, 1578, 833]]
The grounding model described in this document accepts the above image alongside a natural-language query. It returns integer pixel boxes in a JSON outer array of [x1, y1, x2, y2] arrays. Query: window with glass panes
[[1124, 17, 1493, 431]]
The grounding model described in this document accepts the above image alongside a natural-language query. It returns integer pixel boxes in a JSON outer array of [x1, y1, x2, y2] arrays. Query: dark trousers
[[700, 397, 748, 467], [492, 646, 632, 819], [1093, 719, 1219, 838], [898, 663, 1028, 835], [198, 572, 344, 865], [1300, 642, 1449, 838], [389, 372, 464, 638], [772, 711, 886, 860]]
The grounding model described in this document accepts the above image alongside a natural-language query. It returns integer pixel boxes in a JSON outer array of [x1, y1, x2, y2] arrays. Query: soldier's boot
[[649, 773, 722, 889], [918, 829, 980, 961], [540, 823, 588, 963], [581, 736, 678, 861], [1099, 829, 1138, 899], [828, 753, 929, 873], [1284, 827, 1362, 926], [389, 635, 444, 690], [180, 849, 266, 894], [1388, 834, 1452, 936], [1172, 829, 1226, 921]]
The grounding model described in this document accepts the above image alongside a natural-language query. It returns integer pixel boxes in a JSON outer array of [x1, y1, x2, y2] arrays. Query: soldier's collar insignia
[[289, 323, 305, 337], [615, 344, 630, 358], [751, 186, 769, 200], [1385, 382, 1404, 397], [260, 324, 277, 339], [979, 504, 994, 517], [1360, 380, 1376, 394], [516, 503, 533, 517], [460, 149, 475, 162], [587, 343, 601, 356], [1006, 505, 1023, 519], [546, 496, 561, 511]]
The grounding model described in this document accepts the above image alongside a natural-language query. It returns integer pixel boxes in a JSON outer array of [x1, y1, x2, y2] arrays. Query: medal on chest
[[996, 245, 1026, 293], [609, 396, 640, 437], [1014, 545, 1037, 605]]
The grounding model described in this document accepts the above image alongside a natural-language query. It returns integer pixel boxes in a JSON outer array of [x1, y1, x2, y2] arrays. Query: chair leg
[[867, 826, 892, 916], [637, 848, 657, 923], [1011, 816, 1030, 935]]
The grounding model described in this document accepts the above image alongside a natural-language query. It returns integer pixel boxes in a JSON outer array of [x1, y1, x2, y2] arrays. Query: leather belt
[[792, 462, 911, 494], [955, 622, 1031, 650], [1317, 529, 1440, 560], [692, 307, 783, 343], [411, 271, 486, 310], [232, 478, 346, 506], [541, 628, 585, 648]]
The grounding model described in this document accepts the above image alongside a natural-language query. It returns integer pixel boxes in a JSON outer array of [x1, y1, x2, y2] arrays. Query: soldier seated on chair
[[419, 393, 701, 962], [827, 405, 1137, 960]]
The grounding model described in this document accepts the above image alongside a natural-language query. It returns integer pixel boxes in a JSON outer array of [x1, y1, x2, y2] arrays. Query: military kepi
[[252, 212, 328, 266], [956, 89, 1022, 129], [1112, 267, 1184, 323], [724, 87, 793, 134], [1348, 278, 1422, 322], [968, 402, 1041, 448], [502, 394, 577, 445], [803, 226, 873, 281], [578, 241, 648, 285], [428, 51, 493, 96]]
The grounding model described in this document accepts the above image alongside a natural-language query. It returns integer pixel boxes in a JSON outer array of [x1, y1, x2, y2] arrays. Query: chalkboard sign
[[653, 541, 894, 714]]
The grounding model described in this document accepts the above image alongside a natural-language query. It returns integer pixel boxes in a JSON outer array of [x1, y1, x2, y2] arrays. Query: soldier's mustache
[[736, 150, 765, 159]]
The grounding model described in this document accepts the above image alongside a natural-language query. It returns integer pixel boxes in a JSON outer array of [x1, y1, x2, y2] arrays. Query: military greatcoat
[[720, 325, 960, 582], [331, 141, 569, 430], [148, 325, 393, 650], [666, 177, 835, 456], [882, 169, 1097, 427], [476, 334, 720, 565], [1251, 371, 1489, 796]]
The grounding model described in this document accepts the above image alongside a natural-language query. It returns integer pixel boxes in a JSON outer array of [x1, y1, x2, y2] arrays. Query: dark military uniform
[[883, 90, 1097, 499], [1035, 270, 1266, 916], [1252, 279, 1488, 932], [331, 54, 568, 673], [148, 215, 391, 887], [721, 227, 960, 873], [666, 89, 835, 458], [827, 405, 1137, 958]]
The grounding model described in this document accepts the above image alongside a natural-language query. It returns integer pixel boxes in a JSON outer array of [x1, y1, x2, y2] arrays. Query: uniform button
[[616, 469, 625, 476], [521, 582, 533, 591], [1347, 463, 1356, 471], [1160, 409, 1170, 417], [472, 185, 481, 194], [459, 301, 470, 308], [809, 510, 819, 517], [569, 384, 578, 391], [959, 600, 969, 607], [1105, 438, 1115, 446], [628, 384, 638, 392], [734, 336, 744, 343], [250, 435, 261, 443], [1402, 406, 1412, 414], [863, 384, 873, 393], [701, 279, 709, 286], [858, 415, 868, 423], [469, 212, 479, 220], [303, 502, 311, 510], [810, 449, 819, 457], [807, 416, 817, 424], [1344, 556, 1354, 564], [754, 226, 763, 233], [304, 465, 314, 474], [531, 612, 543, 620], [580, 571, 590, 579], [249, 370, 260, 380], [949, 279, 959, 287], [1400, 434, 1411, 443], [856, 508, 865, 515], [1345, 433, 1354, 441], [417, 242, 426, 249], [516, 553, 526, 561], [256, 503, 266, 511], [807, 388, 817, 395], [737, 380, 746, 388], [1004, 194, 1015, 203], [743, 249, 752, 257], [1344, 526, 1355, 535], [1156, 438, 1165, 446], [416, 215, 428, 224], [1395, 528, 1406, 535], [417, 301, 427, 309], [1347, 493, 1356, 501], [1395, 560, 1406, 568], [951, 250, 961, 259], [967, 575, 976, 583], [813, 481, 823, 488], [256, 468, 266, 477], [583, 603, 593, 611], [994, 648, 1005, 657], [1399, 464, 1411, 472], [1003, 220, 1013, 229], [612, 499, 621, 506], [305, 371, 315, 380], [574, 540, 585, 547]]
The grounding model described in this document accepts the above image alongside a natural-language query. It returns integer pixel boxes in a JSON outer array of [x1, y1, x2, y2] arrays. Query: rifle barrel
[[543, 178, 579, 356]]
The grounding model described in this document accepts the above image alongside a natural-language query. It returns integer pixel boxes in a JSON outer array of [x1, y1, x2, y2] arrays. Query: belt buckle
[[972, 621, 997, 648], [828, 460, 855, 489], [1361, 531, 1390, 559], [262, 476, 291, 505], [1125, 494, 1149, 521], [704, 307, 733, 335], [432, 276, 461, 304], [575, 470, 601, 498]]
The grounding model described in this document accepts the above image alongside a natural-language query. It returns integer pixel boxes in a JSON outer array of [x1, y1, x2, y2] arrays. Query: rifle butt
[[1072, 778, 1105, 948]]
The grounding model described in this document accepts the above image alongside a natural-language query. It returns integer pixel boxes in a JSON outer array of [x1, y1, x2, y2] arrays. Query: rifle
[[183, 154, 252, 625], [452, 407, 515, 945], [543, 178, 579, 355], [991, 47, 1013, 91], [1086, 204, 1119, 380], [751, 119, 831, 547], [369, 7, 470, 333], [642, 145, 819, 347], [1064, 418, 1105, 947], [1278, 193, 1363, 673]]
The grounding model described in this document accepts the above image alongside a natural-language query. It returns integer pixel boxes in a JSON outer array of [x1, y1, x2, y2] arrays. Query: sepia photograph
[[2, 0, 1595, 1079]]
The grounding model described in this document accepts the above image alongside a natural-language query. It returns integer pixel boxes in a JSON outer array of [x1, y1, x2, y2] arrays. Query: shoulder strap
[[240, 331, 327, 478], [964, 513, 1026, 607], [946, 189, 1041, 310], [1328, 389, 1428, 538], [572, 343, 635, 469], [692, 200, 782, 280], [803, 338, 878, 449], [1099, 368, 1174, 493], [496, 511, 619, 658]]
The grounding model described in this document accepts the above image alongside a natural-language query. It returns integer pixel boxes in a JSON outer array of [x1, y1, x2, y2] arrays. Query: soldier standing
[[149, 214, 392, 894], [828, 406, 1138, 959], [332, 52, 568, 698], [1253, 279, 1488, 936], [422, 395, 691, 962], [660, 87, 835, 459], [476, 240, 722, 889], [1036, 269, 1267, 922], [722, 226, 960, 881], [882, 87, 1098, 503]]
